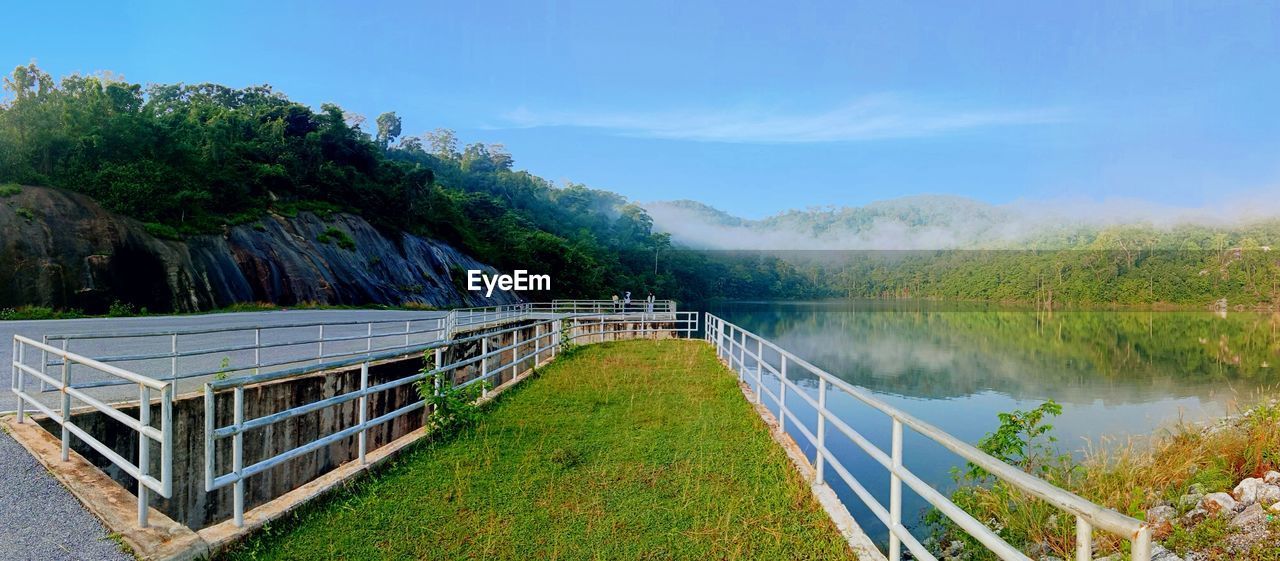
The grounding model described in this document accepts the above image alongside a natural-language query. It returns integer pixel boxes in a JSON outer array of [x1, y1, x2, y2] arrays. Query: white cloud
[[501, 95, 1066, 143]]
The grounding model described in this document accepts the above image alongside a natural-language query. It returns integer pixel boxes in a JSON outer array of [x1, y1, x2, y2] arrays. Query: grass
[[316, 226, 356, 250], [935, 401, 1280, 560], [225, 340, 857, 561], [0, 183, 21, 197]]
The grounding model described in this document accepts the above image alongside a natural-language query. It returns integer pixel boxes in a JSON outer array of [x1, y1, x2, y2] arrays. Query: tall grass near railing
[[930, 402, 1280, 561]]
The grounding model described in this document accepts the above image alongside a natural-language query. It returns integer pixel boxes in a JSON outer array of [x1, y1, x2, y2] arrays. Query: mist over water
[[643, 192, 1280, 250]]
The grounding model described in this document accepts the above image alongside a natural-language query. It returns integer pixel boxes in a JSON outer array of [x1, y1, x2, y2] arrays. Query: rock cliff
[[0, 186, 520, 313]]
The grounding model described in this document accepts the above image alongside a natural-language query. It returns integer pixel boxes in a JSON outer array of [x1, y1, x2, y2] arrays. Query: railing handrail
[[15, 335, 171, 390], [703, 313, 1151, 561]]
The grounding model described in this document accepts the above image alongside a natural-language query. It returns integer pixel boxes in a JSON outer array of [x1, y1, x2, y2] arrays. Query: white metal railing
[[205, 311, 699, 527], [703, 313, 1152, 561], [10, 335, 174, 527], [40, 316, 453, 391], [547, 299, 676, 314]]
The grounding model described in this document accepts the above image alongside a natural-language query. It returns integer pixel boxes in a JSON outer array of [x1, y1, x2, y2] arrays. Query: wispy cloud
[[501, 95, 1067, 143]]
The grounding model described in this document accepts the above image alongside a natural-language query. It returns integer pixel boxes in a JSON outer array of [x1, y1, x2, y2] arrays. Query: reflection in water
[[697, 300, 1280, 545]]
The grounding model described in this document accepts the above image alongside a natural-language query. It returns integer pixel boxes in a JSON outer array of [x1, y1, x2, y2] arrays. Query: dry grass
[[941, 402, 1280, 560]]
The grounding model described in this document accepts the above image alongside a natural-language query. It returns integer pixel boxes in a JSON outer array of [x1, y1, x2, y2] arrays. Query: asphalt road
[[1, 309, 449, 414]]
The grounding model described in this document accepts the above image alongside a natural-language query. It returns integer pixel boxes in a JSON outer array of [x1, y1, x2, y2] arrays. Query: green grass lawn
[[226, 339, 857, 560]]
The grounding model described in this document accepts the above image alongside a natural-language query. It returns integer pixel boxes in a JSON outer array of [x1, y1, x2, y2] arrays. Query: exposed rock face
[[0, 186, 520, 313]]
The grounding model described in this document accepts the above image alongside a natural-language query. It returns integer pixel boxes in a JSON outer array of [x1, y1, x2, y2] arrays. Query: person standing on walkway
[[624, 291, 631, 311], [612, 294, 620, 312], [646, 293, 654, 313]]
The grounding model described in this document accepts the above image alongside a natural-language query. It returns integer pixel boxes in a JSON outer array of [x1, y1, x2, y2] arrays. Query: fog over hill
[[642, 194, 1280, 250]]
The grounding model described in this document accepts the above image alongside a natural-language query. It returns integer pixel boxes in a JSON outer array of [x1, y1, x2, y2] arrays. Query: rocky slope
[[0, 186, 520, 313]]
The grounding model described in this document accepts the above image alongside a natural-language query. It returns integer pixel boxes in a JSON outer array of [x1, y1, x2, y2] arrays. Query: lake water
[[696, 300, 1280, 545]]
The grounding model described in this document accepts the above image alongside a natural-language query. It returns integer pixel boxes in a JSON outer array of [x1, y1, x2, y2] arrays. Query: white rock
[[1264, 471, 1280, 485], [1230, 503, 1267, 528], [1256, 483, 1280, 505], [1151, 545, 1183, 561], [1200, 492, 1237, 514], [1269, 501, 1280, 514], [1232, 477, 1268, 504]]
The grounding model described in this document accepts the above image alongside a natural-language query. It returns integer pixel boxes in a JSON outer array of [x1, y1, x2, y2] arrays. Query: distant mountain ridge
[[643, 196, 1036, 250], [642, 196, 1280, 251]]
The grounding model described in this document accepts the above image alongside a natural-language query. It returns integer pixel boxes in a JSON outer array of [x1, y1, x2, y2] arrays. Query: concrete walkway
[[0, 430, 133, 561]]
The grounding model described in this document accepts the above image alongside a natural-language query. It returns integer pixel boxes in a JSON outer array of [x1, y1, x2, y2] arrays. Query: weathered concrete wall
[[35, 317, 681, 530]]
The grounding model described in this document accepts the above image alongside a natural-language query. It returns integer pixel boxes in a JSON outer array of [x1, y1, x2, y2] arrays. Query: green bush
[[316, 227, 356, 250], [0, 183, 21, 197], [417, 352, 489, 434], [144, 222, 182, 240], [14, 206, 35, 221]]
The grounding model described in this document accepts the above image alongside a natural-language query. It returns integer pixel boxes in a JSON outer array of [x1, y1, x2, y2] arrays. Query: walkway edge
[[732, 376, 887, 561]]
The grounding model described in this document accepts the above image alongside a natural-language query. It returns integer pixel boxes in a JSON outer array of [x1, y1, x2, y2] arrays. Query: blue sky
[[3, 1, 1277, 218]]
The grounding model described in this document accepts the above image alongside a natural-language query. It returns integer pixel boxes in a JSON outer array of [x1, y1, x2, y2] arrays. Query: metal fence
[[205, 310, 699, 527], [703, 313, 1152, 561], [10, 335, 174, 527], [10, 301, 693, 529]]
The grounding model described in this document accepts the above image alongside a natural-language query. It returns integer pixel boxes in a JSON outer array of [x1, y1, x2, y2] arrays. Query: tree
[[425, 128, 458, 160], [375, 111, 401, 148]]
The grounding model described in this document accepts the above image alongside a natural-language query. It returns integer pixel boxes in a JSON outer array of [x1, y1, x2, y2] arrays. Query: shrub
[[14, 206, 35, 221], [144, 222, 182, 240], [316, 227, 356, 250], [106, 300, 137, 317], [0, 183, 21, 197], [417, 352, 489, 434]]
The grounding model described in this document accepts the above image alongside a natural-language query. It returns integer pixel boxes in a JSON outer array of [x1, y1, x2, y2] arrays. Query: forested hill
[[0, 64, 819, 308], [2, 64, 1277, 310]]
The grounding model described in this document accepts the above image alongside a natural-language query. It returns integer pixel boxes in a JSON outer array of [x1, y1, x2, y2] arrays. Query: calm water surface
[[698, 300, 1280, 543]]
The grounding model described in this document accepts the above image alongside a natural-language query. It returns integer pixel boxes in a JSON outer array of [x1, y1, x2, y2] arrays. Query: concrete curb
[[3, 416, 209, 561], [732, 372, 887, 561]]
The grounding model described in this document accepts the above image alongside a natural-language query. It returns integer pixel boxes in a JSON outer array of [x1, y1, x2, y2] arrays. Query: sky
[[3, 1, 1278, 219]]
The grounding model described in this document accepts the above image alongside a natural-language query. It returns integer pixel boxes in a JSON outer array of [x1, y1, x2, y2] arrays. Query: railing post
[[161, 385, 172, 498], [138, 385, 151, 527], [39, 335, 47, 392], [534, 323, 541, 365], [170, 333, 177, 380], [510, 329, 518, 380], [889, 419, 903, 561], [1076, 515, 1092, 561], [15, 341, 24, 423], [60, 356, 70, 460], [233, 386, 245, 528], [434, 348, 444, 397], [367, 323, 373, 353], [815, 377, 827, 484], [481, 337, 489, 388], [358, 362, 368, 465], [747, 338, 757, 386], [405, 320, 411, 347], [317, 325, 325, 364], [1132, 526, 1153, 561], [778, 353, 787, 415]]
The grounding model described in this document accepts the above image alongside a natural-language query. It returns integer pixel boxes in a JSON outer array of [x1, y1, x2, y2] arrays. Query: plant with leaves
[[416, 351, 489, 434]]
